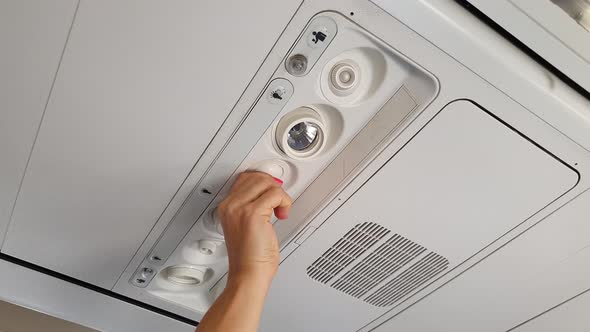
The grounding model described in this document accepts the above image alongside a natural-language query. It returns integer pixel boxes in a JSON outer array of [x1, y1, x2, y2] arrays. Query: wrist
[[227, 270, 274, 293]]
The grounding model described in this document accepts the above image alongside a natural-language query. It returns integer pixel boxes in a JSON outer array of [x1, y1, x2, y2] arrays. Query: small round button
[[250, 159, 293, 184], [255, 161, 285, 179]]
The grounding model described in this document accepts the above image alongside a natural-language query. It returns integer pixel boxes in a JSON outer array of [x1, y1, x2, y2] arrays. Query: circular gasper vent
[[320, 47, 387, 106], [329, 61, 360, 95], [161, 265, 212, 286]]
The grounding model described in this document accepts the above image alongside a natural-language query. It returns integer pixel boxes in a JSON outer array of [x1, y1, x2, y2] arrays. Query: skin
[[196, 171, 292, 332]]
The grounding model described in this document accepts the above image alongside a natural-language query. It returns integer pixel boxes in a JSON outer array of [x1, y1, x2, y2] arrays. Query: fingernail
[[272, 177, 284, 185]]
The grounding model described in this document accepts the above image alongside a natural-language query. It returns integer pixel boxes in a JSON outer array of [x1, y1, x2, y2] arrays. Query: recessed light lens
[[286, 54, 308, 76], [287, 121, 319, 151], [275, 107, 326, 159]]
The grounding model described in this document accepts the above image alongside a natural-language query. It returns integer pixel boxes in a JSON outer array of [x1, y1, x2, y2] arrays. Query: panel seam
[[0, 0, 81, 249], [506, 287, 590, 331], [113, 0, 307, 289]]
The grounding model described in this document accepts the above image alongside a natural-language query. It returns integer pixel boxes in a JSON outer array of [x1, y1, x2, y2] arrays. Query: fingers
[[274, 205, 290, 220], [223, 171, 292, 223], [229, 171, 281, 205], [255, 187, 292, 221]]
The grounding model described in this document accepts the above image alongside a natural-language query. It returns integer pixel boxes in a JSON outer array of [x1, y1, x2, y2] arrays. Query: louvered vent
[[331, 234, 426, 298], [306, 222, 390, 284], [306, 223, 450, 307], [364, 252, 449, 307]]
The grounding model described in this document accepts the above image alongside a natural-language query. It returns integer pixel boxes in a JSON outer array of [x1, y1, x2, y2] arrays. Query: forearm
[[196, 275, 271, 332], [196, 171, 290, 331]]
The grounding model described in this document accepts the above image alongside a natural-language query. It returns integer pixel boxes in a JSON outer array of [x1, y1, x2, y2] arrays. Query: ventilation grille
[[306, 223, 449, 307], [364, 252, 449, 307], [331, 234, 426, 298], [306, 222, 390, 284]]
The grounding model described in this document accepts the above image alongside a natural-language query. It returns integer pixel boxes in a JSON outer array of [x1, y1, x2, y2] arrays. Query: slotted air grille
[[306, 222, 390, 284], [306, 222, 450, 308], [364, 252, 449, 307], [331, 234, 426, 298]]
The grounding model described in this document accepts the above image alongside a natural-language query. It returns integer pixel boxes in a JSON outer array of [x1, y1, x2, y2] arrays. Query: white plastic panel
[[0, 0, 77, 246], [511, 0, 590, 64], [259, 100, 578, 332], [127, 12, 438, 315], [108, 0, 590, 319], [372, 0, 590, 152], [465, 0, 590, 93], [2, 0, 302, 288], [0, 259, 193, 332], [0, 1, 588, 330], [512, 290, 590, 332], [371, 187, 590, 332]]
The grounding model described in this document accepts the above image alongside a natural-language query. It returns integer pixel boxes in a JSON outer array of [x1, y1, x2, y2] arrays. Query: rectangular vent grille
[[330, 234, 426, 298], [364, 252, 449, 307], [306, 222, 390, 284], [306, 223, 450, 308]]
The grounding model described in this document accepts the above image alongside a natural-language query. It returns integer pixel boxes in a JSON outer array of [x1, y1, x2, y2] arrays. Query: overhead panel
[[0, 0, 78, 246], [107, 1, 590, 323], [462, 0, 590, 94], [511, 290, 590, 332], [115, 12, 438, 318], [2, 0, 302, 289], [371, 182, 590, 332], [259, 100, 578, 332], [3, 0, 589, 328]]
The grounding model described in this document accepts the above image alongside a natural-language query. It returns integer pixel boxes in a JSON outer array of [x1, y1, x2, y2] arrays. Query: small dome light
[[286, 54, 308, 76]]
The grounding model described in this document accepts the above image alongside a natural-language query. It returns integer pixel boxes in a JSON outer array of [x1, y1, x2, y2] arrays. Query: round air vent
[[161, 265, 210, 286], [320, 47, 387, 105], [329, 60, 360, 96]]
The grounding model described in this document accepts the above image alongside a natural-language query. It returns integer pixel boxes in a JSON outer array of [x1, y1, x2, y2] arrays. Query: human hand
[[218, 171, 292, 287]]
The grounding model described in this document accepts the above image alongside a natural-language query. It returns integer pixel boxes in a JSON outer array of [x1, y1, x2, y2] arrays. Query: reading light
[[287, 121, 320, 151], [286, 54, 308, 76], [275, 107, 326, 159]]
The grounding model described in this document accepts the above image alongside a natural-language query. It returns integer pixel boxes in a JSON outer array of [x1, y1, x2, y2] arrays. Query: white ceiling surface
[[0, 259, 193, 332], [261, 100, 579, 332], [466, 0, 590, 94], [512, 290, 590, 332], [0, 0, 77, 247], [1, 0, 302, 289], [0, 299, 97, 332], [370, 187, 590, 331], [372, 0, 590, 153], [0, 0, 588, 331]]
